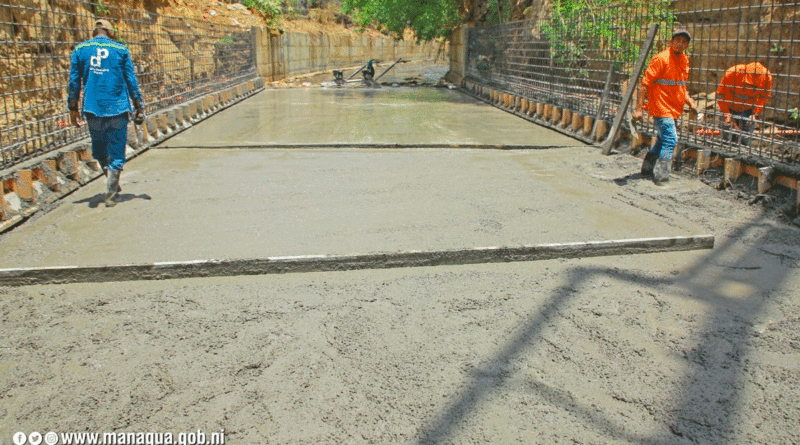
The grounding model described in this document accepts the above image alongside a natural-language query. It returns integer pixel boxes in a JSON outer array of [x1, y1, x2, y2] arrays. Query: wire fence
[[1, 0, 256, 170], [466, 0, 800, 169]]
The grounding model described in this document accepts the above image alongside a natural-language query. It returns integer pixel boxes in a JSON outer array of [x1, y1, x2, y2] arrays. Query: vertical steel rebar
[[0, 0, 256, 170]]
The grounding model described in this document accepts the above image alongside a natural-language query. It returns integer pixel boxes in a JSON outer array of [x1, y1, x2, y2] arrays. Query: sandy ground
[[1, 85, 800, 444]]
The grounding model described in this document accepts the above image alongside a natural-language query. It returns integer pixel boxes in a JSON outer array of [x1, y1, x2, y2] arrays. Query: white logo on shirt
[[90, 48, 109, 67]]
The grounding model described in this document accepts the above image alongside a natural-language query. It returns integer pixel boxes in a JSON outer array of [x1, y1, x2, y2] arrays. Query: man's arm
[[632, 54, 665, 120], [685, 93, 698, 113], [716, 70, 734, 124], [67, 49, 83, 127], [122, 51, 144, 111], [752, 72, 774, 117], [632, 83, 647, 120]]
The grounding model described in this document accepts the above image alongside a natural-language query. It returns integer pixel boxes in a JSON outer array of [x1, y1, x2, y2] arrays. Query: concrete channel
[[3, 78, 799, 445], [0, 87, 712, 279]]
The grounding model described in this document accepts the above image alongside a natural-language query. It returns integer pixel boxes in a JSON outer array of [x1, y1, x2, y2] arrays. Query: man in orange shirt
[[716, 62, 772, 146], [633, 28, 699, 184]]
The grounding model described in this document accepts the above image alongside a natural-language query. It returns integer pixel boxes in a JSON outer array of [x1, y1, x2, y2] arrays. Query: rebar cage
[[1, 0, 256, 170], [466, 0, 800, 168]]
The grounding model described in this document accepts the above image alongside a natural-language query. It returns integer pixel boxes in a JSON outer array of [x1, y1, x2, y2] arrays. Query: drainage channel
[[0, 235, 713, 286]]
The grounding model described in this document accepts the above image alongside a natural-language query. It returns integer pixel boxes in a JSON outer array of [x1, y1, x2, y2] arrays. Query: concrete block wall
[[255, 27, 440, 81], [0, 78, 266, 233]]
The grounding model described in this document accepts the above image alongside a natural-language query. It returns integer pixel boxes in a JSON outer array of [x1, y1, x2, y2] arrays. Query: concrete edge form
[[0, 235, 714, 286], [160, 144, 584, 150], [0, 78, 266, 233]]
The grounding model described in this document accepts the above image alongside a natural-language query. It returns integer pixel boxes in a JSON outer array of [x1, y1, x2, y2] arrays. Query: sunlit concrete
[[0, 87, 702, 269], [161, 88, 579, 147]]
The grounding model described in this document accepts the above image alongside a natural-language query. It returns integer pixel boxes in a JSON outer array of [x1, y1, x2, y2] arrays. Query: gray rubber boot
[[653, 158, 671, 184], [106, 170, 121, 207], [640, 152, 658, 177], [102, 164, 121, 193]]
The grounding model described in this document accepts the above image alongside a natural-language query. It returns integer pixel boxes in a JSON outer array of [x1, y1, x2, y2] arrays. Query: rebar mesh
[[466, 0, 800, 168], [1, 0, 256, 170]]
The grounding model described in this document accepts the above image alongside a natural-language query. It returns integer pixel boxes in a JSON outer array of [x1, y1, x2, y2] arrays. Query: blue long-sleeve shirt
[[68, 35, 143, 117]]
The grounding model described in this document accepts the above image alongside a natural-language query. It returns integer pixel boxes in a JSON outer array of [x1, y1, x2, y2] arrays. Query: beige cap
[[94, 19, 114, 33]]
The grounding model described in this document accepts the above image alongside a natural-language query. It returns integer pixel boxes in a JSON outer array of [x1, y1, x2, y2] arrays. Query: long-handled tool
[[345, 62, 370, 81], [374, 58, 408, 82]]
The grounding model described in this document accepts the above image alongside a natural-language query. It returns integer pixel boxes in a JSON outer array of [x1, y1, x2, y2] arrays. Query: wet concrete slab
[[0, 143, 707, 269], [160, 87, 579, 147]]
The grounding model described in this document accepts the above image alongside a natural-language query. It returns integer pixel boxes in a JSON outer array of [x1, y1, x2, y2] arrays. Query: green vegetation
[[94, 0, 110, 16], [486, 0, 512, 25], [341, 0, 462, 41], [242, 0, 283, 18], [770, 43, 785, 55], [540, 0, 676, 77]]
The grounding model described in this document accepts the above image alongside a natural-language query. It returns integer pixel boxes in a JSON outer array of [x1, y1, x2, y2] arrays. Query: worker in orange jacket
[[716, 62, 772, 146], [633, 27, 699, 184]]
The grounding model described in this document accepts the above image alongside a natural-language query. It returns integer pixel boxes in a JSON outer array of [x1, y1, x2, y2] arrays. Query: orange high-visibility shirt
[[641, 48, 690, 119], [716, 62, 773, 115]]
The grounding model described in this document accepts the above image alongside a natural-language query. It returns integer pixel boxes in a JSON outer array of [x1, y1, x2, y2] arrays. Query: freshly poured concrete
[[161, 88, 579, 147], [0, 88, 709, 269], [0, 144, 712, 269], [3, 87, 799, 445]]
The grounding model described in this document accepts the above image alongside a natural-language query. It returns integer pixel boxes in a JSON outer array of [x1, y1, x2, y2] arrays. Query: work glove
[[133, 106, 146, 126]]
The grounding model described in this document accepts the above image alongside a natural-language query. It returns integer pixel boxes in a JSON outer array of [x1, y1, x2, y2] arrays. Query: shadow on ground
[[416, 214, 795, 444]]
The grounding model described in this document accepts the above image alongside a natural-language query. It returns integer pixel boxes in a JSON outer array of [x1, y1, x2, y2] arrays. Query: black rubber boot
[[641, 152, 658, 177]]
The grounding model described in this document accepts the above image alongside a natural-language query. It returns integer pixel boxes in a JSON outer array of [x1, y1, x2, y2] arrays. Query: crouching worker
[[68, 18, 145, 207], [633, 27, 698, 184], [716, 61, 772, 147]]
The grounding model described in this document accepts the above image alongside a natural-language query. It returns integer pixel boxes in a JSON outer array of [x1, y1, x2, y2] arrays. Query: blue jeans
[[722, 109, 755, 146], [649, 117, 678, 161], [85, 112, 129, 171]]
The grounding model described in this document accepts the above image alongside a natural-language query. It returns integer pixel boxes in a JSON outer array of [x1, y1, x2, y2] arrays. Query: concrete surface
[[1, 86, 799, 445], [161, 87, 580, 148], [3, 88, 601, 270]]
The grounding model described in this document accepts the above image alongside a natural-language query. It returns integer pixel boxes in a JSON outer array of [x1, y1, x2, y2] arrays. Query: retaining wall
[[254, 27, 440, 81]]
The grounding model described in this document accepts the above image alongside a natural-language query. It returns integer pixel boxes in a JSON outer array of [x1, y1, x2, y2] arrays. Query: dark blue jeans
[[85, 112, 129, 171]]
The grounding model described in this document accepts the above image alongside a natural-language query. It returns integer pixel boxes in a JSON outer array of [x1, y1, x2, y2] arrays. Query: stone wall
[[0, 0, 252, 160]]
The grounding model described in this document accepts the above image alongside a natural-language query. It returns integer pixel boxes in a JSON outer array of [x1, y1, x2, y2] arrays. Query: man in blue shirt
[[68, 19, 144, 207]]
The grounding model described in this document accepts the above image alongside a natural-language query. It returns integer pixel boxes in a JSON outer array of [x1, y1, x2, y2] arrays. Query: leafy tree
[[341, 0, 461, 41]]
